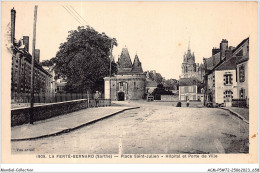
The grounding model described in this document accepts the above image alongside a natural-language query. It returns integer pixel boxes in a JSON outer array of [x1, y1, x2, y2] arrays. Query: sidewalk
[[220, 107, 249, 124], [11, 106, 139, 141]]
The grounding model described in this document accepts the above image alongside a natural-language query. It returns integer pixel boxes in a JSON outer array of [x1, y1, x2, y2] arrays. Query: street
[[11, 101, 249, 154]]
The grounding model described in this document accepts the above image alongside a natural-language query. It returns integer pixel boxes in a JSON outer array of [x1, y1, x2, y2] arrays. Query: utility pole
[[109, 39, 113, 100], [30, 5, 38, 124]]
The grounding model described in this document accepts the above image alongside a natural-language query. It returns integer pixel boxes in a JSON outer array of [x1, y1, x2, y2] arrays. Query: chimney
[[225, 49, 232, 60], [11, 8, 16, 44], [35, 49, 40, 63], [212, 47, 220, 56], [220, 39, 228, 61], [23, 36, 29, 52]]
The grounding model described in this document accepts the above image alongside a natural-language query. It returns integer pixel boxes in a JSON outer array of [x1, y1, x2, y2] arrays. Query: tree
[[163, 79, 179, 90], [51, 26, 117, 93], [151, 84, 173, 100]]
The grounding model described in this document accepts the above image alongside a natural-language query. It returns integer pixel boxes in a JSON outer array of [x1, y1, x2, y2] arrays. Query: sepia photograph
[[1, 1, 258, 167]]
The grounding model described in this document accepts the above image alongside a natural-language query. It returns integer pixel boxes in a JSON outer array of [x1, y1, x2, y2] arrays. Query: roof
[[117, 48, 132, 68], [179, 77, 199, 86], [236, 54, 249, 65], [205, 52, 221, 71], [215, 56, 237, 71], [132, 54, 143, 73], [13, 46, 52, 77], [232, 37, 249, 54]]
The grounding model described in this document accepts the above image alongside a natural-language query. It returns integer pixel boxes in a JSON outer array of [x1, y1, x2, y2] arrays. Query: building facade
[[104, 47, 146, 101], [234, 38, 249, 107], [204, 38, 249, 107], [214, 57, 238, 106], [179, 77, 198, 101], [10, 8, 52, 101]]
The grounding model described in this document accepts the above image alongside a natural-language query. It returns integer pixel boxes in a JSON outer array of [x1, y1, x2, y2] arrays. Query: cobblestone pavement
[[11, 101, 249, 154]]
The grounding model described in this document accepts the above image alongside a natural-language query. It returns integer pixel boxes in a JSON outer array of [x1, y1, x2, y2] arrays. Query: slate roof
[[13, 46, 52, 77], [117, 48, 132, 68], [236, 54, 249, 65], [179, 77, 199, 86], [132, 54, 143, 73], [215, 56, 237, 71], [205, 52, 221, 71], [232, 37, 249, 54]]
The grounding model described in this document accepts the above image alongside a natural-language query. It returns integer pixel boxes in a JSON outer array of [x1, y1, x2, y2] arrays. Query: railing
[[11, 92, 107, 109], [11, 93, 104, 104], [232, 99, 248, 108]]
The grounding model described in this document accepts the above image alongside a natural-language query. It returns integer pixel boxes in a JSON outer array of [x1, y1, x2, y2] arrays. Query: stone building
[[203, 38, 249, 107], [179, 77, 199, 101], [104, 47, 146, 101], [234, 38, 249, 107], [10, 8, 52, 100]]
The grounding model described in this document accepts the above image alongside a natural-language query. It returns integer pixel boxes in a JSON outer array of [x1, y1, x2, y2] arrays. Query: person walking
[[186, 98, 190, 107], [94, 91, 100, 107]]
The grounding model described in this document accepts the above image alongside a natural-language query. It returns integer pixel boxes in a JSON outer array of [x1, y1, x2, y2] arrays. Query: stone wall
[[11, 99, 111, 127], [161, 95, 179, 102]]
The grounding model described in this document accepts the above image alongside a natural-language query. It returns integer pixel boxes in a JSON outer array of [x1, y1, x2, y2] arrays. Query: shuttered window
[[224, 73, 233, 85], [239, 65, 245, 83]]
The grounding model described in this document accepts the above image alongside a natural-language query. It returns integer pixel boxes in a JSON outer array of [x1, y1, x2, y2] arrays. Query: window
[[223, 73, 233, 85], [188, 86, 193, 92], [239, 65, 245, 83], [240, 88, 245, 99], [180, 87, 185, 93], [223, 90, 233, 102]]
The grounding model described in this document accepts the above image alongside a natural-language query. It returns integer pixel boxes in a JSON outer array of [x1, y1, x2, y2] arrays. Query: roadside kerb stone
[[220, 107, 249, 124], [11, 106, 139, 141]]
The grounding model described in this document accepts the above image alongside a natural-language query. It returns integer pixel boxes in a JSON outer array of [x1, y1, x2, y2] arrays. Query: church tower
[[181, 42, 196, 78]]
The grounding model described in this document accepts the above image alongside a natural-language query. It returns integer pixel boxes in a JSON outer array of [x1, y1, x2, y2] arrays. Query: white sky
[[2, 1, 258, 79]]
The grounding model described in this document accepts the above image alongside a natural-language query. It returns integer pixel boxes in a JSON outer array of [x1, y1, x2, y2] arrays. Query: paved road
[[11, 101, 249, 154]]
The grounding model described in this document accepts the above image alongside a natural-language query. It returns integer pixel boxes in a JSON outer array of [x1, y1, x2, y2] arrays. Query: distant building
[[179, 77, 199, 101], [42, 65, 67, 93], [144, 70, 164, 94], [180, 44, 204, 81], [179, 43, 204, 101], [145, 70, 163, 84], [104, 47, 146, 101], [145, 80, 158, 94], [55, 78, 67, 93]]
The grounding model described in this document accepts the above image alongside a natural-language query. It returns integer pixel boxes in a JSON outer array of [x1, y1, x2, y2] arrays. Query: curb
[[11, 107, 140, 141], [220, 107, 249, 124]]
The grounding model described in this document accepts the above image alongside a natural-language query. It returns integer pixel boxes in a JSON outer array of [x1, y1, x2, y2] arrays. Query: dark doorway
[[118, 92, 125, 101]]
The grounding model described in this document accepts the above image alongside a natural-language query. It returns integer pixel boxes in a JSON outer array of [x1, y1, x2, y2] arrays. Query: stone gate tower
[[104, 47, 146, 101]]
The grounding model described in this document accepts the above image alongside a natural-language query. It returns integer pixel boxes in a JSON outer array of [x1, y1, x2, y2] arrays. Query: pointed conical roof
[[132, 54, 143, 73], [117, 47, 132, 68]]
